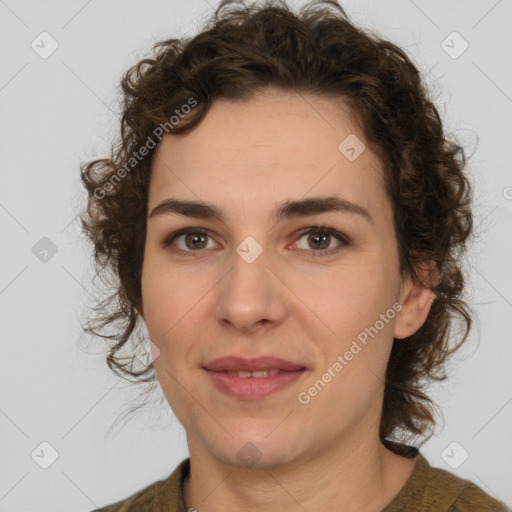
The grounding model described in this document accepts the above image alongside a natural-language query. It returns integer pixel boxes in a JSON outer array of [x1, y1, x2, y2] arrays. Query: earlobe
[[393, 261, 438, 340]]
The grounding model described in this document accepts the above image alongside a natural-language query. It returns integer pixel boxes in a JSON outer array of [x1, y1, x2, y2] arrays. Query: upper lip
[[203, 356, 306, 372]]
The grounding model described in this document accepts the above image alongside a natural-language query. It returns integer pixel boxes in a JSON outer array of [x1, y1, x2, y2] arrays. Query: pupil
[[187, 233, 206, 249], [310, 231, 328, 250]]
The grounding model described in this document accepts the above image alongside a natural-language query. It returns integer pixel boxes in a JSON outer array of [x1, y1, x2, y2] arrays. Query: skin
[[140, 86, 436, 511]]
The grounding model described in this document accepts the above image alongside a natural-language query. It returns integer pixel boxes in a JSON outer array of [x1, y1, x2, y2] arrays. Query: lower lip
[[204, 369, 306, 400]]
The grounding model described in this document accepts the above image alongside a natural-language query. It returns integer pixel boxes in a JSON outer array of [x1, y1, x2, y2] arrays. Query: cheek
[[141, 267, 208, 430], [300, 261, 400, 395], [140, 256, 216, 378], [141, 268, 197, 406], [141, 262, 188, 361], [303, 262, 397, 333], [301, 275, 398, 415], [141, 251, 194, 330]]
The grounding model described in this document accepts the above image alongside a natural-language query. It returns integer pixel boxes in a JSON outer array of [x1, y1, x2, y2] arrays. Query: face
[[140, 87, 433, 469]]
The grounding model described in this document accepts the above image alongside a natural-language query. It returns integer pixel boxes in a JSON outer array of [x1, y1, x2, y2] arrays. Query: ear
[[394, 260, 438, 340]]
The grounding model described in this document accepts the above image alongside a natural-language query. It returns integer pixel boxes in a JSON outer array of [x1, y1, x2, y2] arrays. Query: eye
[[162, 228, 217, 256], [162, 225, 349, 258], [292, 225, 349, 257]]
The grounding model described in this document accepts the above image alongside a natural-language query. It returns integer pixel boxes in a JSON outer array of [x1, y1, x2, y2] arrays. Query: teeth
[[226, 369, 280, 378]]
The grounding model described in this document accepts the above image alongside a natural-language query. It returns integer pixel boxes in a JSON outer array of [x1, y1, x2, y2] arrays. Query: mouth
[[203, 355, 306, 373], [203, 367, 307, 400], [222, 368, 294, 377]]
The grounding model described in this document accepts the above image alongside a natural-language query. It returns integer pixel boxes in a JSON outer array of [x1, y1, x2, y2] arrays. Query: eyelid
[[293, 225, 349, 257], [162, 224, 350, 257], [162, 227, 216, 253]]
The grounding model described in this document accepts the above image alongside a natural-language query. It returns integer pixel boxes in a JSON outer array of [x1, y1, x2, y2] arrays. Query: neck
[[182, 431, 416, 512]]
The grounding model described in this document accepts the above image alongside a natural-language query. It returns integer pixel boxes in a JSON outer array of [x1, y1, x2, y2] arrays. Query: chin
[[214, 423, 306, 469], [221, 445, 299, 471]]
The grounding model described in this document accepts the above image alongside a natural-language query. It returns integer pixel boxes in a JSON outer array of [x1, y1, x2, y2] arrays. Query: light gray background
[[1, 0, 511, 510]]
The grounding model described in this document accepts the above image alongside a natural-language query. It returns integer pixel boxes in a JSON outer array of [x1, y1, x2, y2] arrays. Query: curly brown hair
[[80, 0, 474, 446]]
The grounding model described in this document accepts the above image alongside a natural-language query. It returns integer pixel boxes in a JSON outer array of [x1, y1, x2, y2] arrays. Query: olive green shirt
[[91, 448, 509, 512]]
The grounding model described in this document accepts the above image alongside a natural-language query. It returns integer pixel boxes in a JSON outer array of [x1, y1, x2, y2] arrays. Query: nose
[[214, 247, 288, 335]]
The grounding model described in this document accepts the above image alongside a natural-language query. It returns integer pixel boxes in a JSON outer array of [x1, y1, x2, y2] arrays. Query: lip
[[203, 356, 305, 372], [204, 368, 306, 400], [202, 356, 307, 400]]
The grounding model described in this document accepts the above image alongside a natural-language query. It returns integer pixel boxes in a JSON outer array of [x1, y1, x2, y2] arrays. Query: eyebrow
[[148, 195, 373, 225]]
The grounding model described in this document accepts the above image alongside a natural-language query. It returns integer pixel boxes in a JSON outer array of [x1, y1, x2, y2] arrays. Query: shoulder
[[90, 479, 162, 512], [450, 482, 510, 511], [90, 458, 189, 512], [383, 448, 509, 512], [411, 453, 509, 511]]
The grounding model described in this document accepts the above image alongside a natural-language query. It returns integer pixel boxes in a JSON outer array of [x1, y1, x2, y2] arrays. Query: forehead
[[149, 88, 389, 220]]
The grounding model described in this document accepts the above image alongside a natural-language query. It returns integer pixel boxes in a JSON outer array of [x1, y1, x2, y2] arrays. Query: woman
[[81, 1, 508, 510]]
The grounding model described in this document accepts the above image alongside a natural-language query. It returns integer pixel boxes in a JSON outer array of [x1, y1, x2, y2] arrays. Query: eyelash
[[162, 224, 349, 258]]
